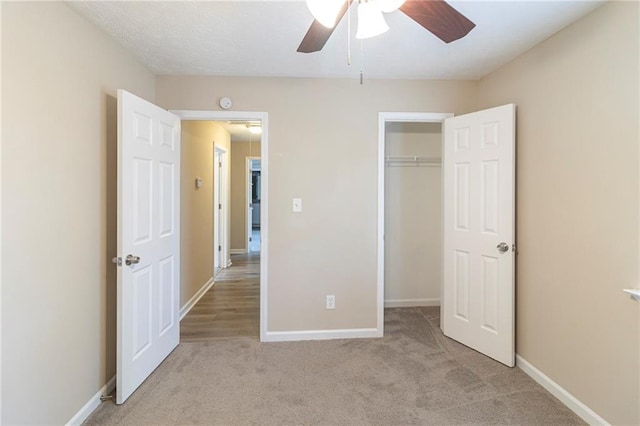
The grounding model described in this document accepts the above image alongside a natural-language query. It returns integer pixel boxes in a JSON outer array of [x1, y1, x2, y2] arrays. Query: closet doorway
[[377, 107, 516, 367], [383, 121, 443, 309], [376, 112, 452, 332]]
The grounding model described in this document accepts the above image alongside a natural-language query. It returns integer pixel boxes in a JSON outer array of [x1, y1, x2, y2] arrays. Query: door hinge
[[218, 203, 222, 210], [218, 245, 221, 251], [219, 162, 222, 168], [249, 237, 252, 242]]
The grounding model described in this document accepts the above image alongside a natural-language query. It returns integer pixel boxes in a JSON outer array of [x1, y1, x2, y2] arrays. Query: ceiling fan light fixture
[[378, 0, 406, 13], [356, 1, 389, 39], [305, 0, 345, 28]]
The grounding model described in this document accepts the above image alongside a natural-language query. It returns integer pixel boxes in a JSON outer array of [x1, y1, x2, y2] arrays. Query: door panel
[[159, 162, 175, 237], [454, 250, 470, 320], [117, 90, 180, 403], [159, 255, 176, 336], [443, 104, 515, 367]]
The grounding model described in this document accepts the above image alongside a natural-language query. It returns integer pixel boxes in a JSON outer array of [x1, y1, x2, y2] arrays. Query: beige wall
[[478, 2, 639, 424], [180, 121, 230, 307], [1, 2, 155, 424], [384, 123, 442, 305], [157, 77, 478, 331], [230, 141, 261, 251]]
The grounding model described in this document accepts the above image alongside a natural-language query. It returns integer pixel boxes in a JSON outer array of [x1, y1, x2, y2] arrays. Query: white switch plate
[[292, 198, 302, 213], [326, 295, 335, 310]]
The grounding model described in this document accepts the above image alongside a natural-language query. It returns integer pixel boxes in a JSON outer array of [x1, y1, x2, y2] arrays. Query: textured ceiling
[[68, 0, 604, 80]]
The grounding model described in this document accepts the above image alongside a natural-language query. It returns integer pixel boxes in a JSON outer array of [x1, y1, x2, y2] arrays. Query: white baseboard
[[179, 277, 215, 321], [384, 298, 440, 308], [66, 375, 116, 426], [516, 355, 609, 426], [230, 249, 247, 254], [263, 328, 380, 342]]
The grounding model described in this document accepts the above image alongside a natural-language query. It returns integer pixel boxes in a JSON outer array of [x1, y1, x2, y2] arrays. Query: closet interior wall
[[384, 122, 443, 307]]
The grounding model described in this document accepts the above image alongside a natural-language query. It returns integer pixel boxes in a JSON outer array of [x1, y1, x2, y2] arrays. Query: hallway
[[180, 253, 260, 341]]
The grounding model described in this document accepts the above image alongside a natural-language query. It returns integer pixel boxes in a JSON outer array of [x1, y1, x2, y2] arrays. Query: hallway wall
[[180, 121, 231, 307]]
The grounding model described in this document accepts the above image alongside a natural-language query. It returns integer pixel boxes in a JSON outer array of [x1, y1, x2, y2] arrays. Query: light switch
[[195, 178, 203, 189], [292, 198, 302, 213]]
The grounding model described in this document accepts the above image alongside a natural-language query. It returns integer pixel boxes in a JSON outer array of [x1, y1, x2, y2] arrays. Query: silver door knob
[[125, 254, 140, 266], [497, 242, 509, 254]]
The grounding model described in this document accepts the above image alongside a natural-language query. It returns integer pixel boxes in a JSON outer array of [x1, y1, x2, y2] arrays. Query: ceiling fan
[[298, 0, 476, 53]]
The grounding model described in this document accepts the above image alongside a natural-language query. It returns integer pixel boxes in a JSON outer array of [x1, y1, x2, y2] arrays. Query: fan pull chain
[[360, 39, 364, 85]]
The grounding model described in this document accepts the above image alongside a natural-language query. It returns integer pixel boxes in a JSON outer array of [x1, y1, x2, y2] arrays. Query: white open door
[[442, 104, 515, 367], [116, 90, 180, 403]]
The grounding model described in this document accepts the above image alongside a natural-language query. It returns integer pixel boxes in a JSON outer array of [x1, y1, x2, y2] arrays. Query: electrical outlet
[[326, 295, 335, 310]]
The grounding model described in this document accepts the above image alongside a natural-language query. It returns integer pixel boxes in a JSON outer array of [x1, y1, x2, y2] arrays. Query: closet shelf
[[385, 156, 441, 167]]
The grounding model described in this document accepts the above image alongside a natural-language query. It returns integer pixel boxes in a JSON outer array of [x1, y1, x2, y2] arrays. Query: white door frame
[[376, 112, 453, 336], [213, 146, 229, 270], [246, 156, 260, 253], [171, 110, 268, 342]]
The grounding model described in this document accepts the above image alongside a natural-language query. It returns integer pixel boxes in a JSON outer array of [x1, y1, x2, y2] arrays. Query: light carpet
[[85, 307, 583, 425]]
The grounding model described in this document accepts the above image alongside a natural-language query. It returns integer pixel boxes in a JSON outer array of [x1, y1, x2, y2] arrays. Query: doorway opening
[[383, 121, 443, 309], [377, 113, 452, 336], [248, 158, 261, 253], [173, 111, 268, 342]]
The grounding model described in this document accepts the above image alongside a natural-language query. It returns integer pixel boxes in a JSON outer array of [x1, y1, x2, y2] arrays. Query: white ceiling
[[68, 0, 604, 80]]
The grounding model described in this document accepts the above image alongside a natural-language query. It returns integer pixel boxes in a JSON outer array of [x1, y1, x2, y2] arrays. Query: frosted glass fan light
[[306, 0, 345, 28], [356, 1, 389, 39], [378, 0, 406, 13]]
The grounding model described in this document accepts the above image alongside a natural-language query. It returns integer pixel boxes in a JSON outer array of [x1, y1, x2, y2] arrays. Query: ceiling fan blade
[[297, 0, 352, 53], [400, 0, 475, 43]]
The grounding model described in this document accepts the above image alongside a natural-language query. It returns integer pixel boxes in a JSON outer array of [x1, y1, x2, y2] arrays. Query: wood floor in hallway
[[180, 253, 260, 342]]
